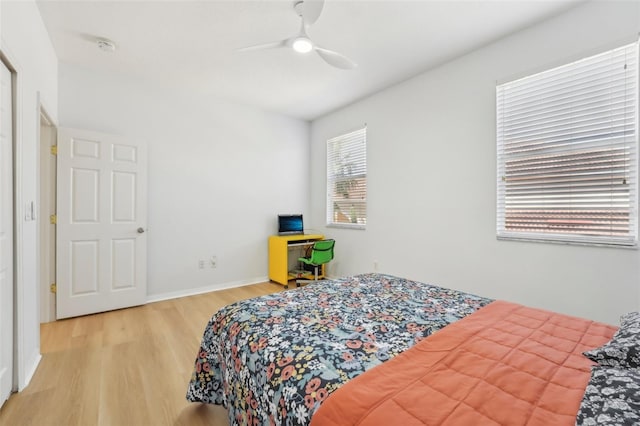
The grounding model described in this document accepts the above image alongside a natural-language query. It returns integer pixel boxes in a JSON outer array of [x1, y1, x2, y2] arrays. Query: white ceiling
[[36, 0, 583, 121]]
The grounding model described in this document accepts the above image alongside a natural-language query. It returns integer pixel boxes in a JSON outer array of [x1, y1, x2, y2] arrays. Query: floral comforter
[[186, 273, 492, 425]]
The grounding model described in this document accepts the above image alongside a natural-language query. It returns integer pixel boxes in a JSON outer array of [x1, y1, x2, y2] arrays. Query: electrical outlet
[[210, 256, 217, 269], [198, 260, 205, 269]]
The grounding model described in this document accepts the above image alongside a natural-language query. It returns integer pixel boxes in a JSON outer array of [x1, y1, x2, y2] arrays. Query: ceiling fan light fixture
[[292, 37, 313, 54], [236, 0, 355, 69]]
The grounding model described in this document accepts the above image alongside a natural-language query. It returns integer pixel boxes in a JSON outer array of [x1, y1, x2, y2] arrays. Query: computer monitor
[[278, 214, 304, 235]]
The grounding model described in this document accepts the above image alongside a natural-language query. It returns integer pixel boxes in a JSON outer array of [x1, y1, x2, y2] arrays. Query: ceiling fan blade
[[237, 40, 287, 52], [301, 0, 325, 26], [315, 47, 357, 70]]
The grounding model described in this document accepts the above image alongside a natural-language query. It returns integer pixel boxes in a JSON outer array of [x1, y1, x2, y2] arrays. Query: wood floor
[[0, 281, 284, 426]]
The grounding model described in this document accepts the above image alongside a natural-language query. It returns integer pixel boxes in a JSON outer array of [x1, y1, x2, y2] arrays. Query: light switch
[[24, 201, 36, 221]]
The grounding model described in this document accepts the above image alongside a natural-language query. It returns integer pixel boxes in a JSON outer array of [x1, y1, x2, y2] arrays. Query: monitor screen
[[278, 214, 303, 235]]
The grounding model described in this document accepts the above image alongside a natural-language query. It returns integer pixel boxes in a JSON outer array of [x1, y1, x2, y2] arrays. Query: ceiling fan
[[237, 0, 357, 70]]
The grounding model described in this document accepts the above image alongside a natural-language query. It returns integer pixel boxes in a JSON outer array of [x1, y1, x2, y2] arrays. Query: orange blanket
[[311, 300, 616, 426]]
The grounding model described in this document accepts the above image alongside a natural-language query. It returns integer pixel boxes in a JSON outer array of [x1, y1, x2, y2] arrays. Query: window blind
[[497, 42, 638, 247], [327, 127, 367, 228]]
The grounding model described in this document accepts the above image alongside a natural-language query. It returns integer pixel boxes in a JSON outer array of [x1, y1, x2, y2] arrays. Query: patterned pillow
[[621, 311, 640, 327], [583, 312, 640, 368], [576, 366, 640, 425]]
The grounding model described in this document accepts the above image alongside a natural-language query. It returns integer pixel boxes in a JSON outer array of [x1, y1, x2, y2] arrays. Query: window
[[327, 127, 367, 228], [497, 42, 638, 247]]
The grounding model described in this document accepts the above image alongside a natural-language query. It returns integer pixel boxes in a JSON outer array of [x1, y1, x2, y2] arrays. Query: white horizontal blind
[[497, 42, 638, 247], [327, 127, 367, 228]]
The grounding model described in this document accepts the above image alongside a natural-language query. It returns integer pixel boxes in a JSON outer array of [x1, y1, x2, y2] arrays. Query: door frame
[[38, 108, 56, 323], [0, 48, 19, 397], [1, 41, 56, 393], [0, 52, 16, 406]]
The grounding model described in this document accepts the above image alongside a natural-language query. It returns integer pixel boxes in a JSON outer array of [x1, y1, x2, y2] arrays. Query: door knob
[[137, 227, 145, 234]]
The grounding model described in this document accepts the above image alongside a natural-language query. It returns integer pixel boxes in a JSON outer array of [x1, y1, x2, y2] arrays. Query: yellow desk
[[268, 234, 324, 287]]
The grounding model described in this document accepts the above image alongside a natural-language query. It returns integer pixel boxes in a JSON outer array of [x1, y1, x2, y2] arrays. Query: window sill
[[327, 223, 366, 230], [497, 234, 638, 249]]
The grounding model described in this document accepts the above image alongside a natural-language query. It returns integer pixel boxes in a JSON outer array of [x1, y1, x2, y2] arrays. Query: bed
[[310, 300, 617, 426], [186, 273, 491, 424], [186, 273, 621, 425]]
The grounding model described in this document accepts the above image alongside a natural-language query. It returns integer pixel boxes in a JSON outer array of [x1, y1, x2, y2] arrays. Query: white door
[[0, 61, 14, 406], [56, 128, 147, 319]]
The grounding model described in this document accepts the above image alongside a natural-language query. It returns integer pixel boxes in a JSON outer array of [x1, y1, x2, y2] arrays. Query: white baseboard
[[145, 276, 270, 304], [19, 350, 42, 391]]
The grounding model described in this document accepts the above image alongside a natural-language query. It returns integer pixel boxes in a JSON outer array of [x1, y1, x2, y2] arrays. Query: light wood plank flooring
[[0, 281, 284, 426]]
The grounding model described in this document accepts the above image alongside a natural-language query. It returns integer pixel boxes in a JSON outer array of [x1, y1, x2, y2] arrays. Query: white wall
[[59, 64, 309, 299], [1, 0, 58, 389], [310, 0, 640, 325]]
